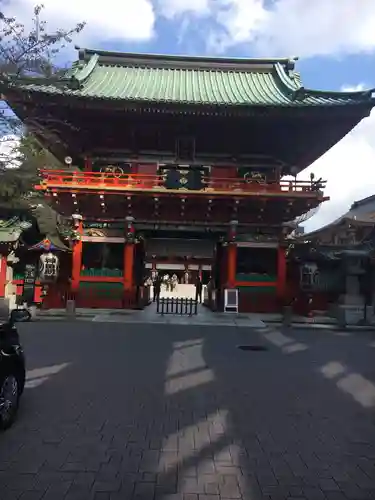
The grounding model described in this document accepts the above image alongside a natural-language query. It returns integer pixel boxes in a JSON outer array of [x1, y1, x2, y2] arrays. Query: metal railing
[[36, 169, 326, 195], [156, 297, 198, 316]]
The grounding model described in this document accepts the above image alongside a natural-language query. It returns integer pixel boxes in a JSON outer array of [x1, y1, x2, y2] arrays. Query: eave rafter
[[45, 188, 323, 226], [4, 87, 373, 176]]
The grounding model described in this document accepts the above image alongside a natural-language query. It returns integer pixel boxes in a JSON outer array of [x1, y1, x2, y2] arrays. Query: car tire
[[10, 309, 31, 323], [0, 373, 20, 431]]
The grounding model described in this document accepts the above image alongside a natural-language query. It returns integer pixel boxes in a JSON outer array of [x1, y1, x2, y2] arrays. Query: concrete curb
[[267, 322, 375, 332], [31, 316, 95, 322]]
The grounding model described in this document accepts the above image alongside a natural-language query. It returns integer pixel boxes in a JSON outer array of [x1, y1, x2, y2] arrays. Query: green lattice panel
[[236, 274, 276, 283], [78, 282, 124, 298], [80, 268, 123, 277]]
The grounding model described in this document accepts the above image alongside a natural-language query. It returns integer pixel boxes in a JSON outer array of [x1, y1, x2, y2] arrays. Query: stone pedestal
[[66, 299, 76, 317], [282, 305, 292, 326], [0, 297, 10, 320], [338, 270, 369, 326]]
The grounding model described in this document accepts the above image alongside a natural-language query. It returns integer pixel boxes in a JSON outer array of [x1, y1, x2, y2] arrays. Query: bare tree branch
[[0, 3, 85, 209]]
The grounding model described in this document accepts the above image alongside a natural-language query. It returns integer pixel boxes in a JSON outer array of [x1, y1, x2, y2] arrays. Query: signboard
[[203, 285, 208, 303], [224, 288, 238, 313], [82, 236, 125, 243], [85, 221, 125, 229], [23, 263, 37, 304], [156, 263, 184, 270], [24, 264, 37, 285]]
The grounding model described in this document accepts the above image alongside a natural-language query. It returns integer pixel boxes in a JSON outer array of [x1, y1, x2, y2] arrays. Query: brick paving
[[0, 322, 375, 499]]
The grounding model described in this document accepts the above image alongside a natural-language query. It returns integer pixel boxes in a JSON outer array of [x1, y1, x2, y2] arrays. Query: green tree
[[0, 132, 64, 207], [0, 4, 85, 207]]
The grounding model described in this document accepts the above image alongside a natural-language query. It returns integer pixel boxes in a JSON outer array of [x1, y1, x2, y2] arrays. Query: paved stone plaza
[[1, 322, 375, 499]]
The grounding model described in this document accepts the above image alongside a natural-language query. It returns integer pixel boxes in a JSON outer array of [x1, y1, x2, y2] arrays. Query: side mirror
[[9, 309, 31, 324]]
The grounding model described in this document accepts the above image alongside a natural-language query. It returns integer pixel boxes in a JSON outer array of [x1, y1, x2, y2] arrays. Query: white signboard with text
[[224, 288, 238, 313]]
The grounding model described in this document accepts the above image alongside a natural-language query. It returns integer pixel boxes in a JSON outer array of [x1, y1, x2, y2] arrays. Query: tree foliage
[[0, 133, 64, 207], [0, 3, 85, 208], [0, 4, 85, 79]]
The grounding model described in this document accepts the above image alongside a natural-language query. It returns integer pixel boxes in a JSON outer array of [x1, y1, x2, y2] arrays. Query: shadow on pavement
[[0, 322, 374, 499]]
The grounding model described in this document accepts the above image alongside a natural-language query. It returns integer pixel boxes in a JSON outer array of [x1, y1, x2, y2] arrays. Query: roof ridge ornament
[[291, 86, 306, 101], [69, 53, 99, 90], [286, 56, 299, 71], [274, 62, 301, 95]]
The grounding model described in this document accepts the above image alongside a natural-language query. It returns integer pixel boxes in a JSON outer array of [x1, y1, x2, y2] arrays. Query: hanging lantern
[[39, 252, 60, 281], [72, 213, 82, 229], [228, 220, 238, 244], [125, 216, 135, 244]]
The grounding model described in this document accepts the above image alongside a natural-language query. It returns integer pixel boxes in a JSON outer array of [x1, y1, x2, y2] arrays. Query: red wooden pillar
[[123, 216, 135, 291], [124, 245, 135, 290], [71, 215, 83, 292], [227, 244, 237, 288], [0, 255, 7, 297], [277, 246, 287, 298]]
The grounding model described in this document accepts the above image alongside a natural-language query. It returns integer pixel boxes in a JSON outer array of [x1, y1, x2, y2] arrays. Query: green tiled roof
[[5, 48, 375, 108], [0, 217, 31, 243]]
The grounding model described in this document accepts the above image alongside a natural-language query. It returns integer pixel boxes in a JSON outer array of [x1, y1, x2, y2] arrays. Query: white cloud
[[341, 84, 369, 93], [1, 0, 156, 46], [264, 0, 375, 58], [3, 0, 375, 59], [157, 0, 210, 19], [300, 84, 375, 231], [4, 0, 375, 58], [208, 0, 270, 53], [160, 0, 375, 58], [0, 135, 21, 169], [222, 0, 375, 57]]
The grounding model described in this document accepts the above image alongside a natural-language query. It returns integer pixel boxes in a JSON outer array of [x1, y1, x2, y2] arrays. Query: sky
[[2, 0, 375, 231]]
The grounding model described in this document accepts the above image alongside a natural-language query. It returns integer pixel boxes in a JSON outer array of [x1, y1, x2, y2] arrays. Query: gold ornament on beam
[[178, 168, 189, 188], [100, 165, 124, 178], [244, 171, 266, 184]]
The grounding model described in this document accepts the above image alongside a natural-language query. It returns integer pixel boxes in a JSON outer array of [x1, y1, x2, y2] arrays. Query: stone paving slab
[[91, 314, 267, 328], [1, 322, 375, 499], [37, 304, 267, 328], [32, 316, 268, 327]]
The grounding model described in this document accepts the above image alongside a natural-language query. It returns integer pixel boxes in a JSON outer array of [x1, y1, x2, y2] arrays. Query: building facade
[[289, 194, 375, 320], [2, 49, 375, 311]]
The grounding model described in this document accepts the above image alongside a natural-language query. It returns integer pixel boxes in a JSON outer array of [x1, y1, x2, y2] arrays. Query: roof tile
[[7, 49, 375, 108]]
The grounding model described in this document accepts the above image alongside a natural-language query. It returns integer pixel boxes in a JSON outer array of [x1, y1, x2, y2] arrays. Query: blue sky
[[2, 0, 375, 230]]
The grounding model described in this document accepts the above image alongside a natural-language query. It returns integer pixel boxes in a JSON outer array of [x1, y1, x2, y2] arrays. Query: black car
[[0, 310, 27, 430]]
